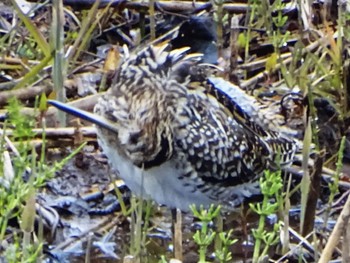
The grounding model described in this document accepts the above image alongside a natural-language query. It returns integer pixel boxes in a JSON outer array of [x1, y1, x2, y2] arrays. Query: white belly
[[98, 138, 214, 212]]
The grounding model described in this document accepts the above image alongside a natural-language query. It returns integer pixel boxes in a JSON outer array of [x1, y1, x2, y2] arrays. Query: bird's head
[[95, 44, 203, 168]]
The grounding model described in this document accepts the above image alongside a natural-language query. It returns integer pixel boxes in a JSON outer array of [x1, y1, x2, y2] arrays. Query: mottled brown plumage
[[49, 44, 300, 211]]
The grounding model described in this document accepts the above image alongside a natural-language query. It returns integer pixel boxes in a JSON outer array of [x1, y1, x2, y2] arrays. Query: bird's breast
[[96, 128, 215, 211]]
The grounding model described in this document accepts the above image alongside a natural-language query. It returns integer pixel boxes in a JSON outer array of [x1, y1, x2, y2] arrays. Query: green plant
[[322, 136, 346, 232], [270, 0, 290, 51], [250, 170, 283, 263], [213, 0, 229, 57], [0, 98, 84, 261], [158, 255, 167, 263], [243, 0, 260, 62], [190, 204, 221, 263], [215, 229, 237, 263], [128, 197, 154, 261]]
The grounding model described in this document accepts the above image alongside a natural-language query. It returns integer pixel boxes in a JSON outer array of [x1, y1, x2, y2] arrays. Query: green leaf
[[10, 0, 51, 57], [39, 92, 48, 112]]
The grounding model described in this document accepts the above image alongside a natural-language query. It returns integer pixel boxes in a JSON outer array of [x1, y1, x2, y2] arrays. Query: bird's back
[[93, 44, 300, 210]]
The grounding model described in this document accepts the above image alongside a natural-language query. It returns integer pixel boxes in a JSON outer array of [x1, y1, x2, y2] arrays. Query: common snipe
[[49, 44, 300, 211]]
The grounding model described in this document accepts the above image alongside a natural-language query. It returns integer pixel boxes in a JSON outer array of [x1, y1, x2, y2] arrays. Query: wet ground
[[34, 143, 344, 263], [39, 146, 259, 262]]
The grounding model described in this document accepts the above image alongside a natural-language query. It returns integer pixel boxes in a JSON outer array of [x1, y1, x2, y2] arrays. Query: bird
[[48, 44, 300, 212]]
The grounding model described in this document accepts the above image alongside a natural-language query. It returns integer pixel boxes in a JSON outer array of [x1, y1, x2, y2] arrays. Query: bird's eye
[[139, 109, 147, 117], [129, 131, 141, 144]]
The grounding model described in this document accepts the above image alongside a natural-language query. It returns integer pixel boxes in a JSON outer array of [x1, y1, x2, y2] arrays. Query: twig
[[3, 126, 96, 138], [318, 192, 350, 263], [240, 32, 331, 89], [52, 214, 122, 251], [302, 153, 323, 236], [173, 208, 183, 261], [276, 223, 317, 262], [0, 85, 53, 106], [229, 15, 240, 83], [285, 165, 350, 189], [344, 215, 350, 263]]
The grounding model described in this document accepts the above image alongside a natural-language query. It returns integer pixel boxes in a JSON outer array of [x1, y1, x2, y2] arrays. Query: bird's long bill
[[48, 100, 118, 133]]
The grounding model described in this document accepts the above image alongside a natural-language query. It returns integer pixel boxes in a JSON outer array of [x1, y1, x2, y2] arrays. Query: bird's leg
[[171, 208, 183, 261]]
